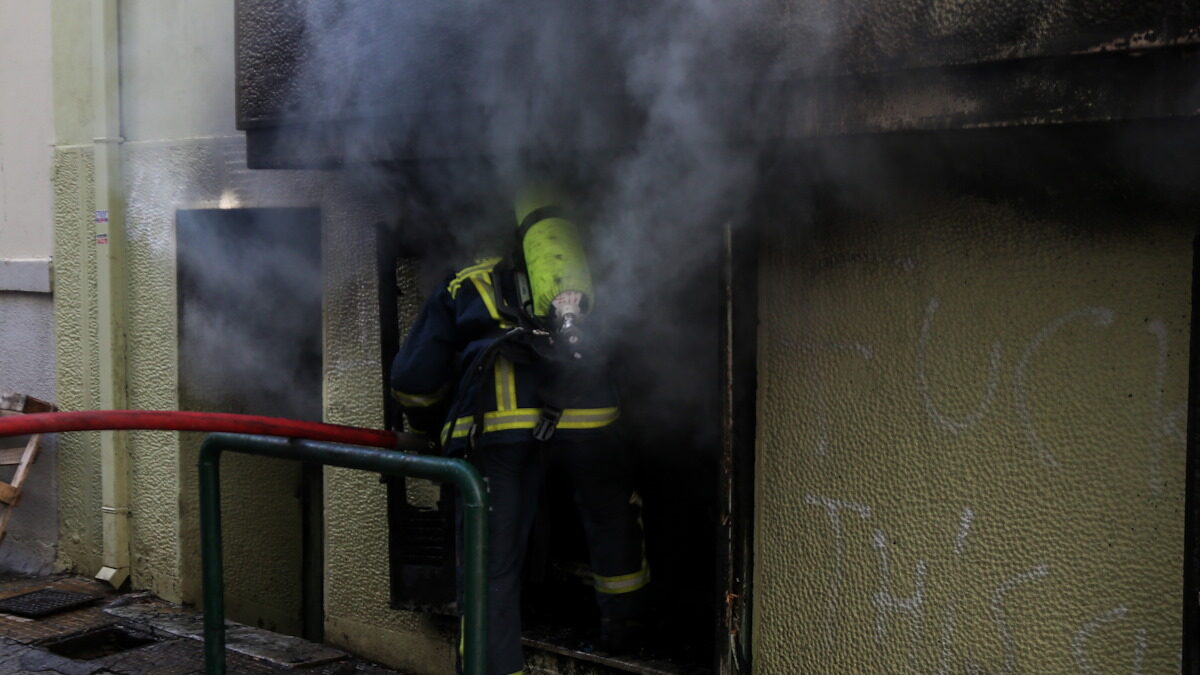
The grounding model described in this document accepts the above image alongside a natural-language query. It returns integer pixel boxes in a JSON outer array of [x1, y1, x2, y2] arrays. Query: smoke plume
[[278, 0, 840, 446]]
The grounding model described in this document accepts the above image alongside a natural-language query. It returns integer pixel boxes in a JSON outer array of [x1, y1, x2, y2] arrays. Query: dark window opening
[[177, 207, 324, 641]]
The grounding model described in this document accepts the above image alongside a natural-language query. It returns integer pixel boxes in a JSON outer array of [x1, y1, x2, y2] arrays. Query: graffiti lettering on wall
[[917, 298, 1004, 435], [1069, 606, 1148, 675], [804, 492, 872, 647], [805, 494, 1151, 673], [1012, 307, 1116, 469], [916, 296, 1180, 492]]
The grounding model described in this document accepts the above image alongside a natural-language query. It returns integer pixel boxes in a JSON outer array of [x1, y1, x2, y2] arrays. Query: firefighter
[[390, 184, 649, 675]]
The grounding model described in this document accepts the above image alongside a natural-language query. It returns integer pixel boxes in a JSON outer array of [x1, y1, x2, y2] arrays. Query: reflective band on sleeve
[[442, 407, 619, 440], [594, 559, 650, 594], [391, 386, 448, 408]]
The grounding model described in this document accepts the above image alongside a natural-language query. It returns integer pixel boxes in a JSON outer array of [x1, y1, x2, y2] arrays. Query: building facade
[[22, 1, 1200, 674], [0, 1, 59, 575]]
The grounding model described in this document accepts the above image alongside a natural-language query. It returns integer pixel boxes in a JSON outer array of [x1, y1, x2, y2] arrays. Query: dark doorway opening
[[380, 213, 755, 675], [517, 257, 721, 675], [177, 207, 323, 641]]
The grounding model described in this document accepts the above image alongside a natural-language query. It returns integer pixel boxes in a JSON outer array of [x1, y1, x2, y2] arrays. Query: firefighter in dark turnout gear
[[390, 186, 649, 675]]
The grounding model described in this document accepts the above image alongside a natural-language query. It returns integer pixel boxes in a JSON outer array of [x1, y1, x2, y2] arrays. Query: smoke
[[176, 208, 323, 422], [277, 0, 842, 447]]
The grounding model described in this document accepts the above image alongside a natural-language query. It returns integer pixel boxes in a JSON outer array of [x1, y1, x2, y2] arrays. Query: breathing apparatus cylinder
[[514, 185, 594, 344]]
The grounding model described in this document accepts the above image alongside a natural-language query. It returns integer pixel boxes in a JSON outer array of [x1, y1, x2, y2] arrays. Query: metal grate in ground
[[0, 589, 99, 619]]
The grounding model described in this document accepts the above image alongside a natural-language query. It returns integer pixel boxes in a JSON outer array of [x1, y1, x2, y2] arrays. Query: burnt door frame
[[716, 219, 757, 675], [1184, 234, 1200, 674]]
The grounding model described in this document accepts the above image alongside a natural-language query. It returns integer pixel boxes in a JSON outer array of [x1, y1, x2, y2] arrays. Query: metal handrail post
[[199, 433, 487, 675]]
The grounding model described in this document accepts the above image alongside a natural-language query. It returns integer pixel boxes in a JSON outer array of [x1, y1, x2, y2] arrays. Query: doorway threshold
[[523, 627, 710, 675]]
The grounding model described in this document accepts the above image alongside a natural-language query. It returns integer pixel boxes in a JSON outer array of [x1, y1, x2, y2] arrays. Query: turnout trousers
[[462, 435, 649, 675]]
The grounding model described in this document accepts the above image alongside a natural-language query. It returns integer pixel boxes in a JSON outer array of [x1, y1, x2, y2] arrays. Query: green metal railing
[[199, 433, 488, 675]]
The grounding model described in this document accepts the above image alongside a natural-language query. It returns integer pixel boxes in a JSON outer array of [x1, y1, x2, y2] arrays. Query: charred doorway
[[177, 207, 323, 640], [518, 242, 724, 674], [381, 214, 756, 675]]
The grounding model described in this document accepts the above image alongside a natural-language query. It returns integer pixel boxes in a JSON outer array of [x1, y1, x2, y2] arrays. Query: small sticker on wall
[[94, 210, 109, 224], [95, 234, 108, 245]]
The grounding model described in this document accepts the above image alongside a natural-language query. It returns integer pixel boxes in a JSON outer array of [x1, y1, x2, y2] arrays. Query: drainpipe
[[92, 0, 130, 589]]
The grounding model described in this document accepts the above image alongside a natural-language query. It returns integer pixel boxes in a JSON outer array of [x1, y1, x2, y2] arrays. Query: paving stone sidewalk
[[0, 575, 408, 674]]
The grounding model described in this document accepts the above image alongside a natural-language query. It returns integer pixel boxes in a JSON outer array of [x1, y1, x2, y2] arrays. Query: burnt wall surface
[[236, 0, 1200, 166]]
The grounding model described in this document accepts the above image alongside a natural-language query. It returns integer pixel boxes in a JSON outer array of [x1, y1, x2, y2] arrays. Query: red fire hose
[[0, 410, 427, 451]]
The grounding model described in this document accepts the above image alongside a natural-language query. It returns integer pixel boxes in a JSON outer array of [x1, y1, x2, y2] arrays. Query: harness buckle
[[468, 422, 482, 450], [532, 406, 563, 442]]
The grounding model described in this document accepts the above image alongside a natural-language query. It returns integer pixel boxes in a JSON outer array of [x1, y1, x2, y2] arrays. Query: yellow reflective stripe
[[493, 357, 517, 411], [391, 386, 448, 408], [448, 257, 502, 297], [470, 276, 502, 322], [442, 407, 620, 439], [505, 361, 518, 410], [494, 361, 507, 412], [448, 258, 503, 297], [594, 559, 650, 594]]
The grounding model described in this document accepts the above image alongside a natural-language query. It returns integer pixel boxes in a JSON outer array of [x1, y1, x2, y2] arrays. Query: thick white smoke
[[280, 0, 844, 444]]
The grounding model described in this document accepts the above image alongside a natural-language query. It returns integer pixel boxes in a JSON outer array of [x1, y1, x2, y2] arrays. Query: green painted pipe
[[199, 433, 488, 675]]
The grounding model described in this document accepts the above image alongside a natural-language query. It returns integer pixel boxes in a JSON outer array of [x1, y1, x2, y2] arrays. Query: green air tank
[[514, 184, 594, 319]]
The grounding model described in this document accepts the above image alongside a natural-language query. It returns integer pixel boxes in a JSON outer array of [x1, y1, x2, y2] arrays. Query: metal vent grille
[[395, 508, 451, 566], [0, 589, 99, 618]]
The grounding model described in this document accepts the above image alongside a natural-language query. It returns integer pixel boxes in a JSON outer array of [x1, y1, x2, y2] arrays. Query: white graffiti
[[948, 565, 1053, 675], [917, 297, 1004, 434], [807, 497, 1064, 672], [1071, 605, 1148, 675], [1146, 319, 1187, 494], [870, 529, 928, 647], [805, 493, 872, 634], [988, 564, 1051, 674], [954, 506, 975, 556], [1013, 307, 1116, 467], [938, 603, 958, 675]]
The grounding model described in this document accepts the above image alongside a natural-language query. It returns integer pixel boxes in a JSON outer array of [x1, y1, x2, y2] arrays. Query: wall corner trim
[[0, 258, 53, 294]]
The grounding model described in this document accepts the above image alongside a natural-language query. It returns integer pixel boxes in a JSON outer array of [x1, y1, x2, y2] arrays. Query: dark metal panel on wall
[[375, 225, 460, 614]]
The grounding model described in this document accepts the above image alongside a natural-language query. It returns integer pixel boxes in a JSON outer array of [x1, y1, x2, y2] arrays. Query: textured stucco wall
[[52, 146, 102, 576], [121, 136, 328, 636], [755, 193, 1190, 673], [50, 0, 311, 633], [49, 0, 451, 658], [320, 190, 455, 674]]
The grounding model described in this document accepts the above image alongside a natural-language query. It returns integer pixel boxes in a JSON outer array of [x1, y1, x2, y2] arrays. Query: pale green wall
[[320, 198, 455, 674], [51, 0, 101, 577], [52, 145, 102, 576], [755, 191, 1189, 673], [50, 0, 312, 636]]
